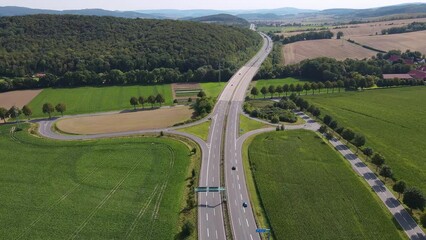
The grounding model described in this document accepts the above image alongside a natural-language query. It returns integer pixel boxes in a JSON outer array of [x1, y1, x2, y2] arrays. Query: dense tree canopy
[[0, 15, 261, 91]]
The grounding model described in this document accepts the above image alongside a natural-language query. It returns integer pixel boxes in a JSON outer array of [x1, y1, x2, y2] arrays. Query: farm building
[[382, 74, 413, 80]]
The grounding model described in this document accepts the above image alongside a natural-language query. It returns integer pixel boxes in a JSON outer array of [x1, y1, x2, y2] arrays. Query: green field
[[200, 82, 227, 99], [0, 124, 194, 239], [247, 130, 404, 240], [254, 77, 303, 90], [28, 85, 173, 117], [239, 114, 270, 135], [177, 120, 211, 141], [305, 87, 426, 194]]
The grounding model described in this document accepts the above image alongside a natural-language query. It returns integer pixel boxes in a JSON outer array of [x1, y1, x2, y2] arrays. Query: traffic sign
[[256, 228, 270, 233], [195, 187, 225, 193]]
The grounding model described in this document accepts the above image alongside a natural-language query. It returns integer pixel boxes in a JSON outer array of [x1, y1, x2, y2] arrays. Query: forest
[[0, 15, 261, 91], [382, 22, 426, 35]]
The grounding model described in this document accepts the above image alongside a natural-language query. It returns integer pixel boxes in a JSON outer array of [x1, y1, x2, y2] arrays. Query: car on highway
[[232, 166, 236, 170], [242, 202, 248, 208]]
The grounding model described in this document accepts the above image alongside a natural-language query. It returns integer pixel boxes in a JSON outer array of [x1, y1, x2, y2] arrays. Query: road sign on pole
[[256, 229, 271, 240], [195, 187, 225, 193]]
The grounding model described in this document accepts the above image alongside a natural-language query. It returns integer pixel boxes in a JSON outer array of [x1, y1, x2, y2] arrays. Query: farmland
[[351, 30, 426, 53], [0, 124, 195, 239], [282, 39, 377, 65], [56, 106, 194, 135], [0, 89, 43, 109], [24, 82, 228, 118], [247, 130, 405, 240], [305, 87, 426, 194], [27, 85, 173, 118]]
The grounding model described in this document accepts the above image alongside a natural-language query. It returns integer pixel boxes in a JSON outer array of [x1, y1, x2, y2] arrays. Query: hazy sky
[[0, 0, 424, 11]]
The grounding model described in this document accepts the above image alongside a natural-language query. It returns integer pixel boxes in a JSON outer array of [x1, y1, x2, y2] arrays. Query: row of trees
[[0, 103, 66, 122], [255, 49, 422, 83], [382, 22, 426, 35], [251, 81, 345, 99], [129, 94, 165, 110], [297, 100, 426, 213], [271, 30, 334, 44]]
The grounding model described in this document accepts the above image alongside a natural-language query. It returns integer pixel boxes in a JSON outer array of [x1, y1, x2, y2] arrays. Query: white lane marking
[[205, 117, 218, 185], [235, 152, 237, 157], [212, 177, 215, 183], [216, 230, 218, 239], [238, 184, 241, 190], [240, 194, 243, 200], [207, 228, 210, 237], [238, 218, 241, 226], [206, 213, 208, 221], [237, 175, 239, 181], [243, 208, 246, 213], [250, 234, 254, 240], [246, 219, 249, 227], [214, 208, 216, 216], [205, 201, 208, 206], [234, 200, 237, 206], [212, 193, 215, 199]]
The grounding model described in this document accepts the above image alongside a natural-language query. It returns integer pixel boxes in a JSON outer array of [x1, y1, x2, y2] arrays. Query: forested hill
[[190, 14, 249, 27], [0, 15, 261, 91]]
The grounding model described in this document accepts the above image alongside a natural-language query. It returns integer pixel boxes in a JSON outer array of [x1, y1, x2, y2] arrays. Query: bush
[[271, 115, 280, 124], [421, 214, 426, 228], [279, 112, 297, 123]]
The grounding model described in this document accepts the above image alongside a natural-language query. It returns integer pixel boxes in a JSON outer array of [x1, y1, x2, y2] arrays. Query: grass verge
[[177, 121, 211, 142]]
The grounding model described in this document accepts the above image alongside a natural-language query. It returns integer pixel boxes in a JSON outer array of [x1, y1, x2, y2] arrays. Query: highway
[[197, 32, 272, 240]]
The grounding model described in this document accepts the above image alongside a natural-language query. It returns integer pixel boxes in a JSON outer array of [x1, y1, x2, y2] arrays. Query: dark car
[[242, 202, 248, 208], [232, 166, 236, 170]]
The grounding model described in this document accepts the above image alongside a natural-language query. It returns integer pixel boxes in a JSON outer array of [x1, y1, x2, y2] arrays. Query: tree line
[[382, 22, 426, 35], [129, 94, 165, 110], [0, 15, 261, 92], [0, 103, 66, 122], [255, 49, 424, 84], [293, 96, 426, 215], [271, 30, 334, 44]]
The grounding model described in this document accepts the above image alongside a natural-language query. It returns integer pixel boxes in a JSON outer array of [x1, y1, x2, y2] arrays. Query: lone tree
[[130, 97, 138, 110], [155, 94, 165, 107], [403, 187, 426, 212], [268, 85, 275, 98], [372, 153, 386, 171], [421, 214, 426, 228], [393, 180, 406, 199], [283, 84, 289, 96], [323, 115, 333, 125], [197, 90, 206, 98], [342, 129, 355, 143], [260, 86, 268, 99], [138, 96, 146, 109], [296, 84, 303, 96], [303, 83, 311, 95], [147, 95, 156, 108], [276, 85, 283, 97], [337, 31, 344, 39], [0, 107, 8, 123], [363, 147, 374, 161], [251, 87, 259, 98], [352, 134, 366, 153], [42, 103, 55, 119], [8, 106, 21, 120], [379, 165, 393, 181], [22, 105, 32, 120], [55, 103, 67, 116]]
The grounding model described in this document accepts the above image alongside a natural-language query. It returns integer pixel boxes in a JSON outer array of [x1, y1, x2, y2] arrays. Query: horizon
[[0, 0, 424, 11]]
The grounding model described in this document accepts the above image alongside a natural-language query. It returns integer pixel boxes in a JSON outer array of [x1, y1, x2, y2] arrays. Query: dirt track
[[0, 89, 43, 109], [56, 106, 194, 135]]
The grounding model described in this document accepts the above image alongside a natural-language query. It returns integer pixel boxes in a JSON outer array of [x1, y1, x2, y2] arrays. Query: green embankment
[[246, 130, 405, 240]]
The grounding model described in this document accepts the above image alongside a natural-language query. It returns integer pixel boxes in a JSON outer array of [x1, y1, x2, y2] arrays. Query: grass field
[[177, 120, 211, 141], [28, 85, 173, 118], [305, 87, 426, 194], [0, 124, 195, 239], [247, 130, 405, 240], [254, 77, 303, 90], [200, 82, 227, 99], [282, 39, 377, 65], [239, 114, 270, 136]]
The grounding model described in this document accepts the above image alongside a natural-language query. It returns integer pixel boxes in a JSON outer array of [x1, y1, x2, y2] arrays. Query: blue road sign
[[256, 228, 270, 233]]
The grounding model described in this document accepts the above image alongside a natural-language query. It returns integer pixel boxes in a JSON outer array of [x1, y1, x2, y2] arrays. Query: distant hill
[[321, 3, 426, 18], [0, 6, 157, 19], [190, 14, 249, 27]]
